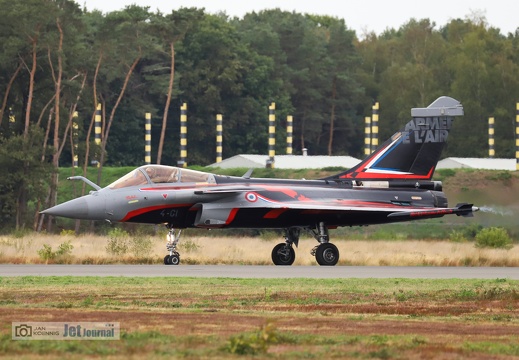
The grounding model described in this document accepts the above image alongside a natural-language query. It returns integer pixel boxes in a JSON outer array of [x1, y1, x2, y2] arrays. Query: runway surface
[[1, 265, 519, 279]]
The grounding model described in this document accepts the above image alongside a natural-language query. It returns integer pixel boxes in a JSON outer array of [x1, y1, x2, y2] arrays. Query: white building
[[209, 154, 361, 169], [436, 158, 516, 171]]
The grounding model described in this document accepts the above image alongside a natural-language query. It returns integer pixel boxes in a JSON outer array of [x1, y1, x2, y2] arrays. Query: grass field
[[1, 276, 518, 358]]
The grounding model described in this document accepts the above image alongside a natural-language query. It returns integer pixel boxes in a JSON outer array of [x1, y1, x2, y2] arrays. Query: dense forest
[[1, 0, 519, 230]]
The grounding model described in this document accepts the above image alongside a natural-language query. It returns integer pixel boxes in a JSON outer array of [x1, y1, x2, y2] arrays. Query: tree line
[[1, 0, 518, 230]]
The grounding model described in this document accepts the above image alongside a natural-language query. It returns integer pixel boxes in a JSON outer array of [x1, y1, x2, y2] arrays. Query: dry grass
[[1, 232, 518, 266]]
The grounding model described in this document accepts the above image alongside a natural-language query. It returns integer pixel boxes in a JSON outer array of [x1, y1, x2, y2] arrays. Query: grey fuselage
[[43, 165, 450, 230]]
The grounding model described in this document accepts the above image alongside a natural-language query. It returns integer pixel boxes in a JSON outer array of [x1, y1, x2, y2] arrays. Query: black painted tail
[[328, 96, 464, 181]]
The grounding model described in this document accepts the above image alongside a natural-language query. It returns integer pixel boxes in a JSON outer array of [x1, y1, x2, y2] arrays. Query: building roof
[[209, 154, 361, 169], [436, 158, 516, 171]]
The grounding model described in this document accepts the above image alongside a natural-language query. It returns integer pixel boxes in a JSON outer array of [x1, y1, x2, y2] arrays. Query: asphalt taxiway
[[1, 265, 518, 279]]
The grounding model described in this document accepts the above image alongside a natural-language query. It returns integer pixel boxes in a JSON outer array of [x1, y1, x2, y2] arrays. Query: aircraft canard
[[42, 96, 477, 266]]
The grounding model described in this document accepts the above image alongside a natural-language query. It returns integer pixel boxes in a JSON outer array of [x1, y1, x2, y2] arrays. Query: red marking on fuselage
[[225, 208, 239, 224], [263, 208, 288, 219]]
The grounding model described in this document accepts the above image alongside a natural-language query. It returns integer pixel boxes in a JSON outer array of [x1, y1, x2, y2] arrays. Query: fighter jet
[[43, 96, 478, 266]]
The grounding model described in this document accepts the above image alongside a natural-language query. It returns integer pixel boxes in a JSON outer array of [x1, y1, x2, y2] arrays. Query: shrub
[[106, 228, 129, 256], [56, 241, 74, 257], [37, 241, 74, 262], [462, 223, 483, 239], [223, 322, 278, 355], [475, 227, 513, 250], [449, 230, 467, 243], [129, 237, 153, 257], [37, 244, 55, 261]]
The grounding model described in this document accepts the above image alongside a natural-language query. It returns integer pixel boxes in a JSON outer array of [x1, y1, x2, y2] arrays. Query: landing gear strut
[[164, 225, 182, 265], [309, 222, 339, 266], [271, 224, 340, 266], [271, 228, 300, 265]]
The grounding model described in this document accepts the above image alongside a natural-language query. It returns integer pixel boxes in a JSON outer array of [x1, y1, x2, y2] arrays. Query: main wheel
[[164, 255, 171, 265], [271, 243, 296, 266], [315, 243, 339, 266], [168, 253, 180, 265]]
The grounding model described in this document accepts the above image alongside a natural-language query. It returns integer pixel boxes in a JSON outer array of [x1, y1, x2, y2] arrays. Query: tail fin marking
[[330, 96, 463, 181]]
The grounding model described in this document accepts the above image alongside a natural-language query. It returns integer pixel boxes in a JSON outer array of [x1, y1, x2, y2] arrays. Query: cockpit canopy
[[107, 165, 215, 189]]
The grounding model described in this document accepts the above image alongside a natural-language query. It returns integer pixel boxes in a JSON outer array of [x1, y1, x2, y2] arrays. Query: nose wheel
[[164, 226, 182, 265]]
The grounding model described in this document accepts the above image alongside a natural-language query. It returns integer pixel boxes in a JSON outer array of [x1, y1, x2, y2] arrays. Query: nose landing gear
[[164, 225, 181, 265]]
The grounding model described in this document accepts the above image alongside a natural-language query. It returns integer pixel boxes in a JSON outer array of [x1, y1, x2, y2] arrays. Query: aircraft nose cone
[[42, 197, 88, 219], [42, 194, 105, 220]]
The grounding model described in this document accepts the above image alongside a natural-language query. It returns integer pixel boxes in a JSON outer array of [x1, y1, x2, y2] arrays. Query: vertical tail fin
[[329, 96, 464, 181]]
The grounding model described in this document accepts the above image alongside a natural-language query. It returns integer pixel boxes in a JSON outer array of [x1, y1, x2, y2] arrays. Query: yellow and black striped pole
[[364, 116, 371, 155], [145, 112, 151, 164], [516, 103, 519, 170], [94, 104, 101, 146], [286, 115, 293, 155], [371, 102, 379, 152], [72, 112, 79, 168], [216, 114, 223, 163], [268, 103, 275, 167], [488, 117, 495, 158], [94, 104, 101, 167], [8, 106, 15, 134], [179, 103, 187, 168]]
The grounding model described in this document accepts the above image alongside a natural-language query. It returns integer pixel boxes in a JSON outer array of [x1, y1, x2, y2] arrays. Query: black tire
[[271, 243, 295, 266], [315, 243, 339, 266], [164, 255, 171, 265], [168, 253, 180, 265]]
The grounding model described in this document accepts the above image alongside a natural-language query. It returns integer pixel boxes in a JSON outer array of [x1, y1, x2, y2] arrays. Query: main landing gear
[[310, 223, 340, 266], [164, 225, 181, 265], [271, 228, 299, 265], [271, 222, 340, 266]]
